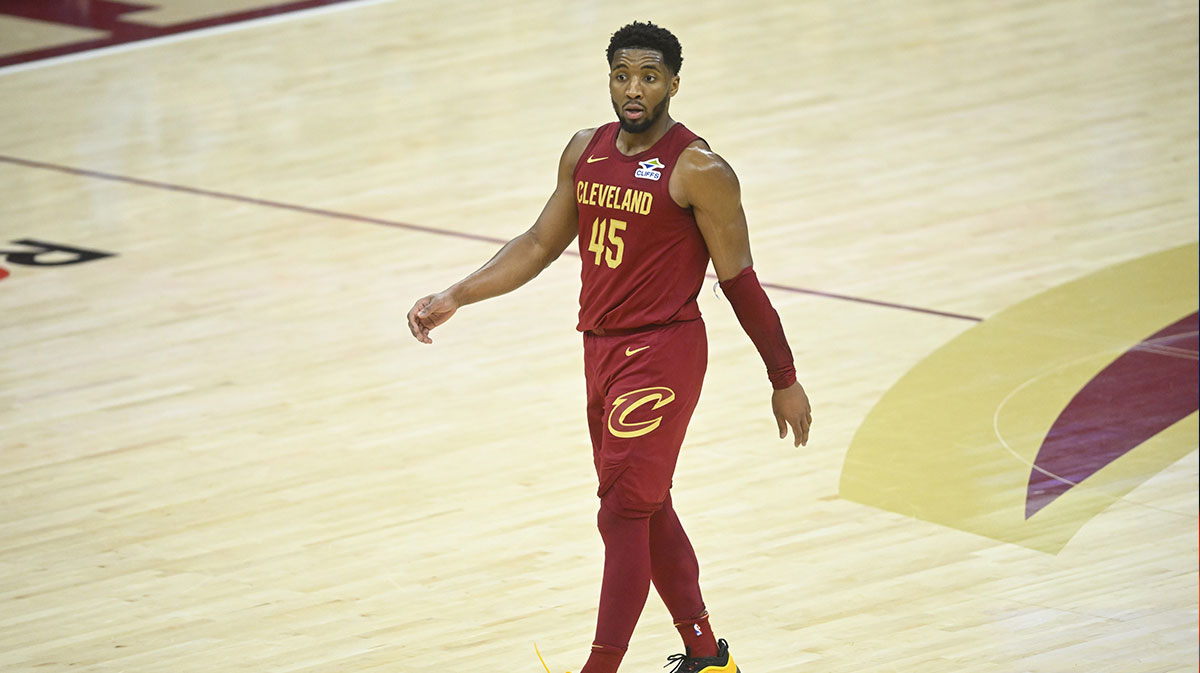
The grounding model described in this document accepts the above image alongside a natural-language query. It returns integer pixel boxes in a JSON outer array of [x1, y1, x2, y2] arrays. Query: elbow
[[527, 229, 570, 271], [514, 230, 558, 276]]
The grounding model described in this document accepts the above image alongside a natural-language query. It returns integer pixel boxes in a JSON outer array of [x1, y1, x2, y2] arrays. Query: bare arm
[[670, 143, 753, 281], [407, 129, 593, 343], [674, 146, 814, 447]]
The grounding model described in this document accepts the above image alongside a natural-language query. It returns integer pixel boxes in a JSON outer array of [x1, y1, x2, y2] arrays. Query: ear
[[669, 75, 680, 97]]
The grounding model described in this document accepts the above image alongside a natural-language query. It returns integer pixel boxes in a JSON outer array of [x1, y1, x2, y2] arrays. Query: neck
[[616, 113, 675, 155]]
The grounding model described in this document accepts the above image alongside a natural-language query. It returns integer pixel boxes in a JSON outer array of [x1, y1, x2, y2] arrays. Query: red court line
[[0, 154, 507, 246], [0, 153, 984, 322], [755, 279, 982, 322]]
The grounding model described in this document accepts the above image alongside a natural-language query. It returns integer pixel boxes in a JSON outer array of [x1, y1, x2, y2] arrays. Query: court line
[[0, 154, 505, 247], [0, 153, 983, 322], [0, 0, 397, 75], [755, 279, 982, 321]]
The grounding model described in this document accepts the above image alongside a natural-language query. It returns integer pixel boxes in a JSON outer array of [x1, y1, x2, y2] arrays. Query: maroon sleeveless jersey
[[573, 122, 710, 333]]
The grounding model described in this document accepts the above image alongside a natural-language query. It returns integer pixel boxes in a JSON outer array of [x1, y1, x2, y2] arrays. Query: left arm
[[672, 145, 813, 447]]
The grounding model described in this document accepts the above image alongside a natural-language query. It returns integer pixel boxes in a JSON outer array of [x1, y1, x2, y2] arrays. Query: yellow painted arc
[[840, 243, 1198, 554]]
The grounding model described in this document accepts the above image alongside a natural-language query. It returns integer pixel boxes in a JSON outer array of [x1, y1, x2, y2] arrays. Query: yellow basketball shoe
[[665, 638, 740, 673]]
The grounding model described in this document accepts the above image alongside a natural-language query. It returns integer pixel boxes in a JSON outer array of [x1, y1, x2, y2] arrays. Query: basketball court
[[1, 1, 1196, 671]]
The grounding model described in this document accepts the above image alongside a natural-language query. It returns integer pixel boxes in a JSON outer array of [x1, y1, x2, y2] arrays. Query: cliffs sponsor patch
[[634, 158, 664, 181]]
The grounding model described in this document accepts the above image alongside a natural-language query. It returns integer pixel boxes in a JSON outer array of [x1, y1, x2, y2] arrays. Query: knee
[[599, 485, 666, 521], [597, 495, 653, 538]]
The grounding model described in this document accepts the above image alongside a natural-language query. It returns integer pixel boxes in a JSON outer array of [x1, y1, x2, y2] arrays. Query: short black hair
[[607, 21, 683, 75]]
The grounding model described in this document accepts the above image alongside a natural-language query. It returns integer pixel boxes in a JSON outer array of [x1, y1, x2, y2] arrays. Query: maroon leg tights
[[580, 494, 716, 673]]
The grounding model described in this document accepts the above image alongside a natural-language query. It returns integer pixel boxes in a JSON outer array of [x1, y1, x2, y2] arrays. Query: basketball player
[[407, 21, 811, 673]]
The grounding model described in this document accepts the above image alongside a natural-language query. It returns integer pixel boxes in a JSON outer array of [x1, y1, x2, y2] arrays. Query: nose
[[624, 78, 642, 99]]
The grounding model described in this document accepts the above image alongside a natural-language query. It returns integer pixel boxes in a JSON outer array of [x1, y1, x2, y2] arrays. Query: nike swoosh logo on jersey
[[625, 346, 650, 357], [587, 155, 609, 163]]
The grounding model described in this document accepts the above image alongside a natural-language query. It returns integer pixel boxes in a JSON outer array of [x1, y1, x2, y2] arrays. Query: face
[[609, 48, 679, 134]]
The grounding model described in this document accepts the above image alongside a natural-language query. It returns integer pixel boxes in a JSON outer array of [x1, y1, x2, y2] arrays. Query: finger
[[789, 414, 809, 447], [408, 316, 429, 343], [406, 307, 423, 341], [418, 314, 441, 336], [420, 293, 444, 316], [776, 414, 787, 440], [416, 315, 433, 342], [799, 416, 810, 447], [416, 296, 436, 319], [407, 306, 434, 344]]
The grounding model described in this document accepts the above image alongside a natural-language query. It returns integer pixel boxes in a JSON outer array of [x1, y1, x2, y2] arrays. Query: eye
[[614, 73, 626, 81], [644, 75, 656, 83]]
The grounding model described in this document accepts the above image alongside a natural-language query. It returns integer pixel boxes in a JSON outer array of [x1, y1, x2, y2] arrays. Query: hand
[[407, 291, 459, 344], [772, 381, 812, 447]]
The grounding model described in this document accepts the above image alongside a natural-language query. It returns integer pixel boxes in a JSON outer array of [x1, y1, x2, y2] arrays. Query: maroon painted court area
[[1026, 311, 1200, 518], [0, 0, 363, 68]]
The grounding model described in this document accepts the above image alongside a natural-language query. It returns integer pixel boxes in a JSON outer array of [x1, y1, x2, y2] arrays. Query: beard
[[613, 96, 668, 134]]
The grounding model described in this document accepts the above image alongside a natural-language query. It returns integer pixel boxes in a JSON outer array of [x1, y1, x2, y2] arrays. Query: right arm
[[407, 129, 594, 344]]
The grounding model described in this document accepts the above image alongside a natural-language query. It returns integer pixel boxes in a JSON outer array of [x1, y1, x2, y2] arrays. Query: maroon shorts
[[583, 318, 707, 517]]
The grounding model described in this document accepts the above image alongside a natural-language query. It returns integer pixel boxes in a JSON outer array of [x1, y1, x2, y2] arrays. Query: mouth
[[623, 103, 646, 120]]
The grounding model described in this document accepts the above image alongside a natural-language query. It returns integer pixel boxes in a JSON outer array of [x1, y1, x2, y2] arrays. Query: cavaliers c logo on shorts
[[607, 386, 676, 438]]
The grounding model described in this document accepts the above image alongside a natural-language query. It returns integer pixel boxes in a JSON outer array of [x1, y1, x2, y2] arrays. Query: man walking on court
[[407, 21, 811, 673]]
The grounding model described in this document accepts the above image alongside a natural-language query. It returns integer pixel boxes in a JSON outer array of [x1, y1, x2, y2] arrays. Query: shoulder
[[569, 126, 601, 150], [672, 141, 740, 207], [558, 127, 602, 175], [676, 142, 736, 182]]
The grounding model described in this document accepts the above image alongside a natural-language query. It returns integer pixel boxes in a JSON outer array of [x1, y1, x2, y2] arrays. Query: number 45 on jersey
[[588, 217, 626, 269]]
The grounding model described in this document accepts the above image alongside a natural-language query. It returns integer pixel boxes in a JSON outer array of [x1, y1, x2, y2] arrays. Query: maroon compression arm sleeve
[[720, 266, 797, 390]]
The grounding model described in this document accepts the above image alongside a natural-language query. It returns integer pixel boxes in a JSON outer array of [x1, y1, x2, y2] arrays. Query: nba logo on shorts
[[635, 158, 664, 181], [693, 623, 703, 637]]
